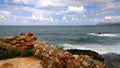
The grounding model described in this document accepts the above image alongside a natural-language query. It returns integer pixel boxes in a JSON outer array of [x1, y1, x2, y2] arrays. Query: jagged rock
[[66, 49, 104, 62], [0, 32, 37, 51], [0, 32, 106, 68]]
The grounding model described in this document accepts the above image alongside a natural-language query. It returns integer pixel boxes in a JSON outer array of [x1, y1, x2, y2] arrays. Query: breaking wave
[[87, 33, 120, 37], [57, 43, 120, 54]]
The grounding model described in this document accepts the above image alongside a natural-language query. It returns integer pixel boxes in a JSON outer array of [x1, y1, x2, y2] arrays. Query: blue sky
[[0, 0, 120, 26]]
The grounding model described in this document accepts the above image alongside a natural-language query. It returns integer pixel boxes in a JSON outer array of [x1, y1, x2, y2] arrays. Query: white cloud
[[49, 17, 53, 22], [71, 17, 79, 21], [0, 10, 11, 15], [61, 6, 87, 15], [31, 15, 49, 22], [62, 16, 68, 22], [11, 6, 55, 17], [0, 9, 51, 25], [67, 6, 86, 13], [14, 0, 34, 4], [92, 16, 120, 24], [62, 17, 66, 20], [104, 16, 120, 22], [105, 16, 113, 20], [0, 10, 12, 23], [35, 0, 62, 8], [2, 0, 120, 25]]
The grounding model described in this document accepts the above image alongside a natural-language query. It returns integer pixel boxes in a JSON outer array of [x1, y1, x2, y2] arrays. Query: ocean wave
[[57, 43, 120, 54], [87, 33, 120, 37]]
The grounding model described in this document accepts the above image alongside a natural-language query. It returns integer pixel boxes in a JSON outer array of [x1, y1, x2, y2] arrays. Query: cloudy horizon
[[0, 0, 120, 26]]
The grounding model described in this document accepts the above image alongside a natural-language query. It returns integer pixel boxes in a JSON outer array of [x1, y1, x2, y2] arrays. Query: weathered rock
[[0, 32, 37, 51], [66, 49, 104, 62], [0, 32, 106, 68]]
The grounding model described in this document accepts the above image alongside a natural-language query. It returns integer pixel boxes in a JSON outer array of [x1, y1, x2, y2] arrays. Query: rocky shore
[[0, 32, 106, 68], [103, 53, 120, 68]]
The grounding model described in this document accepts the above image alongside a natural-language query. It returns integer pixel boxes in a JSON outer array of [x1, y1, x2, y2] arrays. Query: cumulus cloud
[[92, 16, 120, 25], [62, 17, 66, 20], [104, 16, 120, 22], [67, 6, 86, 13], [62, 16, 68, 22], [0, 10, 12, 23], [60, 6, 87, 15], [35, 0, 63, 8], [20, 7, 53, 16], [31, 15, 49, 22], [1, 0, 120, 25], [0, 10, 11, 15], [0, 9, 52, 25], [71, 17, 79, 21]]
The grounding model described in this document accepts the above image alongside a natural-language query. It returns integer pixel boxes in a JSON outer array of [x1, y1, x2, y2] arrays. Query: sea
[[0, 25, 120, 54]]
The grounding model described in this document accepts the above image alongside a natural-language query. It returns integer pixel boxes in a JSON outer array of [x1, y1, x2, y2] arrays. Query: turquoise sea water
[[0, 26, 120, 54]]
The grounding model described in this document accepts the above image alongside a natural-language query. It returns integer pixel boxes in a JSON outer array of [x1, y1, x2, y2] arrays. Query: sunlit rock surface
[[0, 32, 106, 68]]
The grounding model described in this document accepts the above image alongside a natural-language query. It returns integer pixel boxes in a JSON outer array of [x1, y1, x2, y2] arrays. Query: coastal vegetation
[[0, 48, 34, 60], [55, 45, 64, 50], [21, 49, 33, 57], [0, 48, 19, 60]]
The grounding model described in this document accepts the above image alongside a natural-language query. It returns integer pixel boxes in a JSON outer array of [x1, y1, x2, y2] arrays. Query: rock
[[66, 49, 104, 62], [0, 32, 37, 51], [82, 61, 90, 67], [103, 53, 120, 68], [0, 32, 106, 68]]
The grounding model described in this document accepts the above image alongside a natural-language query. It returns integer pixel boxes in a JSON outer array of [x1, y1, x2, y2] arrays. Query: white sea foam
[[58, 43, 120, 54], [87, 33, 120, 37]]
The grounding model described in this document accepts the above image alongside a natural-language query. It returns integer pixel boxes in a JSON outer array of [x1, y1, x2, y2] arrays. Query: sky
[[0, 0, 120, 26]]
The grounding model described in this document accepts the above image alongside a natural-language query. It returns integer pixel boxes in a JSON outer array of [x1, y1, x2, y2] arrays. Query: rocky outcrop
[[0, 32, 106, 68], [66, 49, 104, 62], [0, 32, 36, 50]]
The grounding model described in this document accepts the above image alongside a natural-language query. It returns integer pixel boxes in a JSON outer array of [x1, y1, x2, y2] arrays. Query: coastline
[[0, 32, 106, 68]]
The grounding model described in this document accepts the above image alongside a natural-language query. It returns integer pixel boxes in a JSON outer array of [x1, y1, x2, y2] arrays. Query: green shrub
[[7, 48, 19, 58], [55, 45, 64, 50], [0, 48, 19, 60], [21, 49, 33, 57]]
